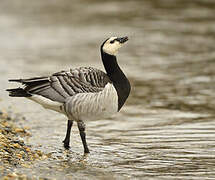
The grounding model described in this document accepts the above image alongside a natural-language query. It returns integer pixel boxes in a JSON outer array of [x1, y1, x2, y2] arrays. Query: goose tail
[[6, 88, 32, 97]]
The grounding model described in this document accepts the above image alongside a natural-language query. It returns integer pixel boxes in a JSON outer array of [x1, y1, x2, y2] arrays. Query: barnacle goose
[[7, 36, 131, 153]]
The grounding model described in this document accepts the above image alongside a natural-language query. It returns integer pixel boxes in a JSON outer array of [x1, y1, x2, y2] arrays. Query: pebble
[[0, 110, 52, 178]]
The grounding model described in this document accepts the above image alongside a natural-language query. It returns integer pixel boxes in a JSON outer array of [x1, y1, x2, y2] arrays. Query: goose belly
[[65, 83, 118, 121], [27, 95, 64, 113]]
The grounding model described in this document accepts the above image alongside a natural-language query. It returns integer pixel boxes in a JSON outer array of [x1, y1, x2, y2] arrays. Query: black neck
[[101, 50, 130, 111]]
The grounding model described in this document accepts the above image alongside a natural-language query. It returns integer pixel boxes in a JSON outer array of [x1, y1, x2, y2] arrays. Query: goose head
[[101, 36, 129, 56]]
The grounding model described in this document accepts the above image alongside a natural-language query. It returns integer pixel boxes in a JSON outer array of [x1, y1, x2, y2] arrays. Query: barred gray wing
[[25, 67, 111, 103]]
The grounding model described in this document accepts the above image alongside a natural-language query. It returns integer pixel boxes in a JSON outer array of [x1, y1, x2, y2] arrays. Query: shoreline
[[0, 110, 51, 179]]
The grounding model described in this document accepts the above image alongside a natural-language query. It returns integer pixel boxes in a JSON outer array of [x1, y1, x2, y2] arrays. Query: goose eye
[[110, 40, 115, 44]]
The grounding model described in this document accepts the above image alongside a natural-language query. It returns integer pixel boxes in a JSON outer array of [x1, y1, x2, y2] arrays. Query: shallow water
[[1, 0, 215, 179]]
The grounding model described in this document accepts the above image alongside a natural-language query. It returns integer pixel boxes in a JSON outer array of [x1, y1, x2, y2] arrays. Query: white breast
[[64, 83, 118, 121]]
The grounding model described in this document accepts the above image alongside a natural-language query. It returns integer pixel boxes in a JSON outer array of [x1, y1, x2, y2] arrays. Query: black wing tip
[[8, 79, 22, 83], [6, 88, 32, 97], [9, 77, 50, 84]]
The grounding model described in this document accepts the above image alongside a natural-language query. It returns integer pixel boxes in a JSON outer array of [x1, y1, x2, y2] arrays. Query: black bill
[[116, 36, 129, 43]]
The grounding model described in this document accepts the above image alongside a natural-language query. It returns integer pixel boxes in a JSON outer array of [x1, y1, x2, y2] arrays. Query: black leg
[[63, 120, 73, 149], [77, 121, 90, 153]]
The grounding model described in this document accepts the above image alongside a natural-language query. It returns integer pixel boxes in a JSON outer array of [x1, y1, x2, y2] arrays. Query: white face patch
[[102, 37, 123, 55]]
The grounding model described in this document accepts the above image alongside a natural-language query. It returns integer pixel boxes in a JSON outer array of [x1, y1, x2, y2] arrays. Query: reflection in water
[[1, 0, 215, 179]]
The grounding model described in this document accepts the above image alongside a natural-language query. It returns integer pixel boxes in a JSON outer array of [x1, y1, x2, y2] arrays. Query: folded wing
[[9, 67, 111, 103]]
